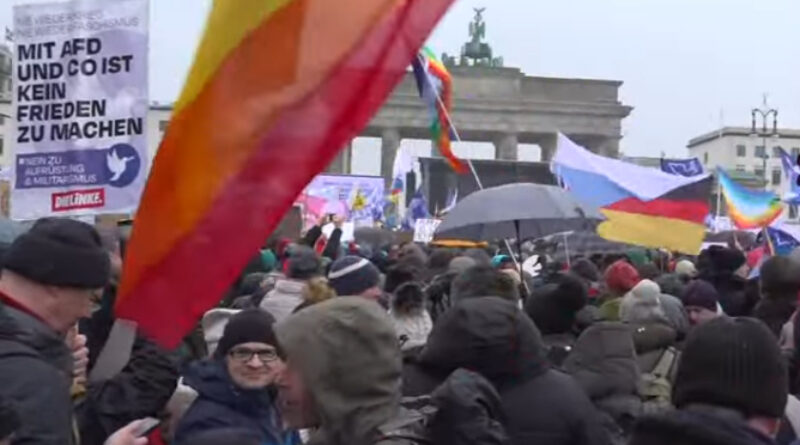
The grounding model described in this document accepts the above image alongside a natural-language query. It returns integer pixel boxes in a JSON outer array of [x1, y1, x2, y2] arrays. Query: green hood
[[275, 297, 401, 445]]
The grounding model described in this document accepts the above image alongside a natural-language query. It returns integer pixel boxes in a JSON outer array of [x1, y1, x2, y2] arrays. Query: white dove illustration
[[106, 149, 134, 181]]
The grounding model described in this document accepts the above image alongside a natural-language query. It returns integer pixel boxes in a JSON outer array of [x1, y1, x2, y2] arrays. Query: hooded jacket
[[275, 297, 402, 445], [175, 360, 298, 445], [403, 297, 610, 445], [629, 322, 677, 374], [0, 302, 74, 445], [563, 322, 642, 438], [699, 267, 751, 316]]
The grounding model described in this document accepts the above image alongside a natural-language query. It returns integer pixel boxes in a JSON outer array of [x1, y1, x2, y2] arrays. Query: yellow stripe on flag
[[597, 208, 707, 255], [174, 0, 294, 113]]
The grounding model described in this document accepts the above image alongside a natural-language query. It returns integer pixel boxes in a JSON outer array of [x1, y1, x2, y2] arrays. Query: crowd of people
[[2, 216, 800, 445]]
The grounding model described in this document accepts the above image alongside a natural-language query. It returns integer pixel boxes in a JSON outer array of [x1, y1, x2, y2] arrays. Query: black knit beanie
[[681, 279, 719, 311], [215, 309, 279, 359], [673, 316, 787, 418], [4, 218, 110, 288]]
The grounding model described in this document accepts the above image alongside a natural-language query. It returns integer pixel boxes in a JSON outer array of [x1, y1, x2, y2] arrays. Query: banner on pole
[[296, 174, 384, 229], [12, 0, 149, 220]]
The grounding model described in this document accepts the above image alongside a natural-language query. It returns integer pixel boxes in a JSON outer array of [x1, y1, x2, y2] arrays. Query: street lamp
[[750, 95, 779, 189]]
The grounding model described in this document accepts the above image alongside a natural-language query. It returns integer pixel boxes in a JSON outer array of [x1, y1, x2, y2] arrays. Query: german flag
[[116, 0, 455, 348], [552, 134, 713, 255]]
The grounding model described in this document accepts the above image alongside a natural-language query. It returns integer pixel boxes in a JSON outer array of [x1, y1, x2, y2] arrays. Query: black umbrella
[[434, 183, 603, 242], [548, 230, 634, 261]]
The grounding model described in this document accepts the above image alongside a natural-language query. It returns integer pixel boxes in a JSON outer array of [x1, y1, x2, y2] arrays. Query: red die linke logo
[[51, 189, 105, 212]]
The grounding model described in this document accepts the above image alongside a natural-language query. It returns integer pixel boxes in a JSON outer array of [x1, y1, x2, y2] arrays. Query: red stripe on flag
[[604, 197, 709, 224]]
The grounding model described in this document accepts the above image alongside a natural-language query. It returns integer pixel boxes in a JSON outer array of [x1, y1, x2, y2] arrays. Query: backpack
[[375, 368, 509, 445], [637, 346, 678, 415]]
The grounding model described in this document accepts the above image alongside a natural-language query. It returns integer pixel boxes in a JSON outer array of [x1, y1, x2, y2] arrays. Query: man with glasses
[[175, 309, 300, 445], [0, 218, 110, 445]]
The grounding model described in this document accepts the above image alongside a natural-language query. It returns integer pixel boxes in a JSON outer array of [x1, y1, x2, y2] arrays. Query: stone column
[[494, 132, 518, 161], [599, 137, 621, 159], [585, 137, 621, 159], [381, 128, 401, 188], [326, 140, 352, 174], [538, 133, 558, 162]]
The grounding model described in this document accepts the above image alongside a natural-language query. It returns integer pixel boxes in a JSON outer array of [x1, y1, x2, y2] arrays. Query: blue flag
[[766, 225, 800, 256], [778, 148, 800, 204], [402, 189, 431, 230], [661, 158, 704, 177]]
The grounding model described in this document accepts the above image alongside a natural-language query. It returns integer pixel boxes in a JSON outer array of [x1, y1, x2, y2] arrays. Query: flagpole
[[715, 174, 722, 233], [424, 72, 529, 294]]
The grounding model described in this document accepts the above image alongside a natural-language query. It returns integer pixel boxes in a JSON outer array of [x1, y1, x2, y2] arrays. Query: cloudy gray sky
[[3, 0, 799, 169]]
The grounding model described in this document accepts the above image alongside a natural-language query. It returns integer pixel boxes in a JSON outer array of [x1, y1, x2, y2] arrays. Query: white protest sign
[[413, 218, 442, 243], [12, 0, 149, 219], [322, 222, 355, 243]]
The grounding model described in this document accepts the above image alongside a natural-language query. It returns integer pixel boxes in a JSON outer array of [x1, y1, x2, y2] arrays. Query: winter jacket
[[541, 332, 578, 368], [175, 360, 299, 445], [629, 405, 776, 445], [402, 297, 610, 445], [0, 302, 74, 445], [76, 335, 178, 445], [657, 293, 690, 340], [756, 298, 798, 339], [424, 272, 457, 322], [391, 310, 432, 351], [260, 278, 306, 322], [599, 297, 623, 321], [629, 322, 678, 375], [563, 322, 642, 439], [275, 297, 403, 445], [76, 284, 180, 445]]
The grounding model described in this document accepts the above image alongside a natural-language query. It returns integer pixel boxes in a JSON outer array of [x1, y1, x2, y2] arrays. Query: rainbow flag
[[411, 47, 467, 173], [116, 0, 455, 348], [717, 168, 783, 229]]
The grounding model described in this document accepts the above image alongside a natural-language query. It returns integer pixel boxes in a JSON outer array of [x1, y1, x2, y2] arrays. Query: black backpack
[[375, 368, 509, 445]]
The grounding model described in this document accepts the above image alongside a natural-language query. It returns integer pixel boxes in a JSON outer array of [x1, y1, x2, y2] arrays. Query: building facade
[[688, 126, 800, 221], [688, 127, 800, 195]]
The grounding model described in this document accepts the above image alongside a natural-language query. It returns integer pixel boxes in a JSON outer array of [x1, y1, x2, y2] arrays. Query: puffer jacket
[[563, 322, 642, 440], [403, 297, 610, 445], [629, 322, 678, 375]]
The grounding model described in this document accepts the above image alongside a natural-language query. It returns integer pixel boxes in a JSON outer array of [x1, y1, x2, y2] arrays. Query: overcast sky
[[3, 0, 799, 165]]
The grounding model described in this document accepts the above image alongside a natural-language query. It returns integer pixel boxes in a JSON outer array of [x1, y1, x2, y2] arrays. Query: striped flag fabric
[[716, 168, 783, 229], [411, 47, 467, 173], [552, 134, 713, 254], [116, 0, 455, 347]]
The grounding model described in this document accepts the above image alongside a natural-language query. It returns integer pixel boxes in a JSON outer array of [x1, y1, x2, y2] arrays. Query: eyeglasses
[[228, 347, 279, 364]]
